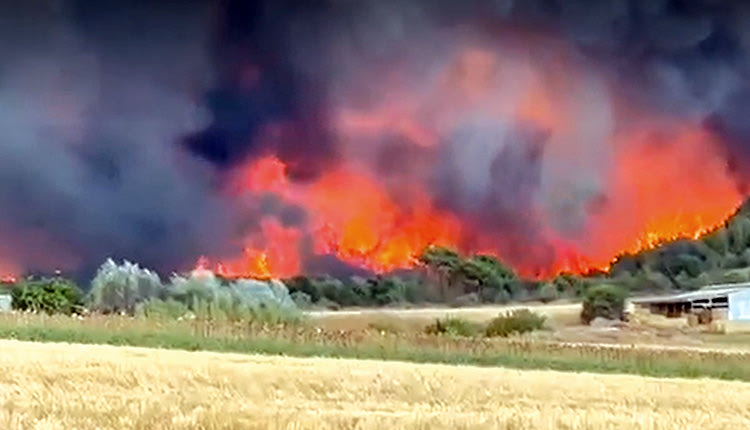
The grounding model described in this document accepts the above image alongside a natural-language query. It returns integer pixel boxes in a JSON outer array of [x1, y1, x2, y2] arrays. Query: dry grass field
[[309, 302, 750, 350], [1, 340, 750, 430], [308, 302, 584, 331]]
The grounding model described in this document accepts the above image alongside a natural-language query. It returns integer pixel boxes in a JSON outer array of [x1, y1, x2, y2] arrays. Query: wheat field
[[1, 340, 749, 430]]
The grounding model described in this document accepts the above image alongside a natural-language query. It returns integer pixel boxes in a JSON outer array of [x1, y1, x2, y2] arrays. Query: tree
[[417, 246, 462, 300], [417, 247, 518, 303], [459, 255, 518, 303], [88, 259, 163, 314], [580, 284, 626, 324]]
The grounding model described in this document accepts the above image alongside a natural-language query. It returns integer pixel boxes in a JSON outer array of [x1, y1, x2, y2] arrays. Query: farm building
[[631, 282, 750, 323]]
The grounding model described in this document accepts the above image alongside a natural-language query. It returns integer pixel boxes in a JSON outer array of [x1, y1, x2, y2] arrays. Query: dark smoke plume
[[0, 1, 235, 279], [187, 0, 750, 168]]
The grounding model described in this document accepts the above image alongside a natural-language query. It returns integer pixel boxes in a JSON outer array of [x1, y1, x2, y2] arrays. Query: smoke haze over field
[[1, 0, 750, 280]]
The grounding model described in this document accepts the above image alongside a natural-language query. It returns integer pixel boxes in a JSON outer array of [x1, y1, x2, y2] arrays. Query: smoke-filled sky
[[1, 0, 749, 280]]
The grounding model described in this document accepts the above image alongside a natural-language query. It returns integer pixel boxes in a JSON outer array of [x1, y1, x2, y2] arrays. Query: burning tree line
[[6, 198, 750, 316], [253, 197, 750, 310]]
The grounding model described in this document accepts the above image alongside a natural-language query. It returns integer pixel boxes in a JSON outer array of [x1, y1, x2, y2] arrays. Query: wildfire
[[197, 42, 744, 280], [306, 168, 462, 272], [203, 217, 302, 279], [585, 124, 742, 263], [208, 142, 739, 280], [203, 156, 462, 278]]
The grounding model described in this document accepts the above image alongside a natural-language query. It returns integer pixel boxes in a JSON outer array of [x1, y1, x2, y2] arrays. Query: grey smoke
[[0, 1, 236, 278]]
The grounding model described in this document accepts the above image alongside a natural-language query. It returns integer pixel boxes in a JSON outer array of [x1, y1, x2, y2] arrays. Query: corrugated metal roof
[[631, 284, 750, 305]]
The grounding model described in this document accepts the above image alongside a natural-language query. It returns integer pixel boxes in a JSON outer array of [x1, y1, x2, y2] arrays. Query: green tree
[[417, 246, 463, 300], [580, 284, 626, 324], [88, 259, 163, 314], [459, 255, 518, 303]]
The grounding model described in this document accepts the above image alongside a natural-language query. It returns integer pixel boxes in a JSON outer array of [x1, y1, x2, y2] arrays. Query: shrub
[[368, 276, 407, 305], [11, 277, 84, 315], [580, 284, 626, 324], [550, 273, 589, 297], [167, 269, 223, 306], [485, 309, 546, 337], [286, 274, 426, 308], [479, 288, 511, 304], [166, 270, 301, 324], [88, 259, 163, 314], [295, 276, 364, 307], [193, 299, 303, 325], [284, 276, 322, 303], [720, 268, 750, 284], [290, 291, 313, 309], [537, 282, 559, 303], [425, 317, 480, 337], [135, 298, 189, 320], [368, 276, 425, 305]]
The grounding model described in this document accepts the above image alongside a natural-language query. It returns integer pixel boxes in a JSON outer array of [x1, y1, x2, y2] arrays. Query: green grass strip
[[0, 323, 748, 383]]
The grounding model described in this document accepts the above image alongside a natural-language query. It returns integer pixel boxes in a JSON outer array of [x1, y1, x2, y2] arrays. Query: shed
[[631, 282, 750, 323]]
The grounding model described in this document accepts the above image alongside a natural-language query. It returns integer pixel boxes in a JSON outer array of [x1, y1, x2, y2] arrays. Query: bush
[[214, 300, 303, 325], [580, 284, 626, 324], [550, 273, 589, 297], [165, 270, 300, 324], [167, 269, 223, 306], [135, 298, 189, 320], [368, 276, 425, 305], [284, 276, 322, 303], [478, 287, 511, 304], [368, 276, 407, 305], [290, 291, 313, 309], [88, 259, 163, 314], [485, 309, 546, 337], [305, 276, 365, 307], [11, 277, 84, 315], [425, 317, 480, 337], [537, 283, 559, 303]]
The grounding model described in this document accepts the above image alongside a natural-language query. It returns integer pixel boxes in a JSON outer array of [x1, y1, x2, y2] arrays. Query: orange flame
[[587, 124, 741, 261], [306, 168, 462, 272], [198, 42, 744, 280], [201, 216, 302, 279]]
